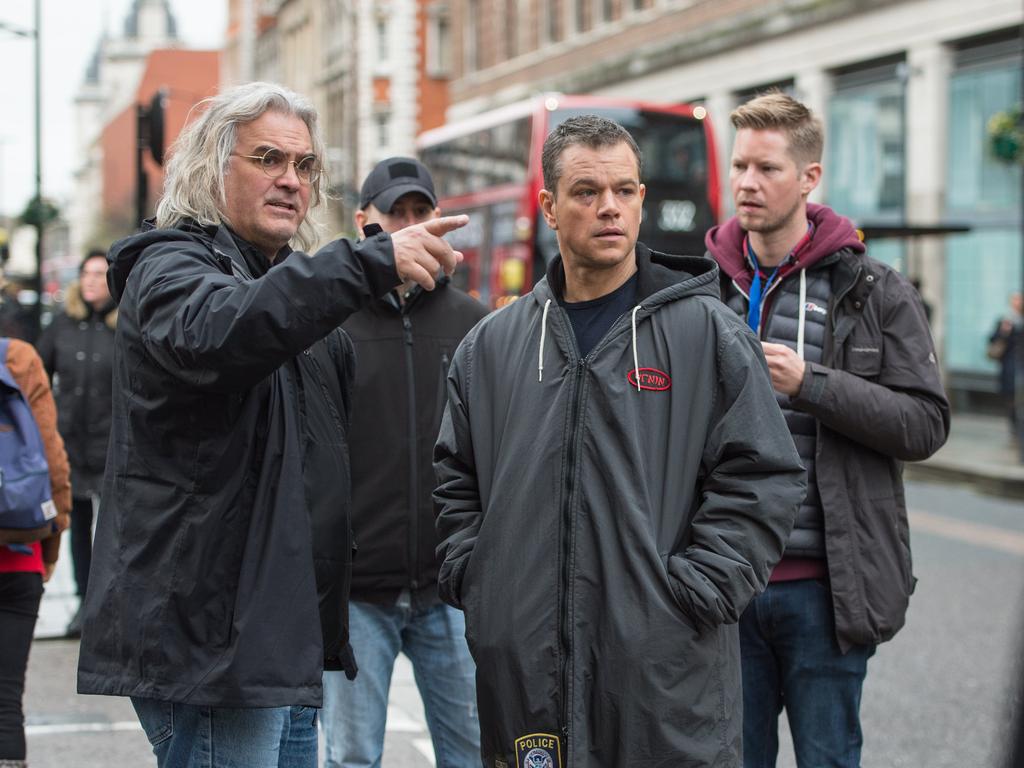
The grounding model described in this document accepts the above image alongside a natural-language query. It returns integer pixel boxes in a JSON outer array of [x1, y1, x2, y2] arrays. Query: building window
[[545, 0, 562, 43], [376, 17, 389, 61], [575, 0, 590, 33], [827, 60, 906, 270], [505, 0, 518, 59], [464, 0, 480, 71], [376, 113, 390, 148], [426, 3, 452, 77], [944, 35, 1023, 376]]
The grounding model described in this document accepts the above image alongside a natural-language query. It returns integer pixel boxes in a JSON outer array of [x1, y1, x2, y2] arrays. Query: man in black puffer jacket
[[706, 91, 949, 768]]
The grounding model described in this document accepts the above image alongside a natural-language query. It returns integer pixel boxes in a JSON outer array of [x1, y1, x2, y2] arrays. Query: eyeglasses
[[232, 148, 322, 185]]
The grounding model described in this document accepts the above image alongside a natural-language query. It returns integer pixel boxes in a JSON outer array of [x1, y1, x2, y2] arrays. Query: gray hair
[[155, 81, 326, 251], [541, 115, 642, 194]]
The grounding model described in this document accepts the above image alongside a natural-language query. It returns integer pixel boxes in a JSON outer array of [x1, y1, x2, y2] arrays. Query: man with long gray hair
[[76, 81, 467, 767]]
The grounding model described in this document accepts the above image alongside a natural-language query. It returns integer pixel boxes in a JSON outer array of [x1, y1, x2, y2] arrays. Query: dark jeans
[[70, 495, 95, 598], [0, 571, 43, 760], [740, 579, 875, 768]]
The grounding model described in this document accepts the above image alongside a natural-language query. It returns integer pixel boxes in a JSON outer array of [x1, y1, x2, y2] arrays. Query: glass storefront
[[827, 60, 907, 270], [944, 37, 1022, 379]]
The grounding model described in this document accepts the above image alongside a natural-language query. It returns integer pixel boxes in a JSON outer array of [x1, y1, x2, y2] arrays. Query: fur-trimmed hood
[[64, 282, 117, 329]]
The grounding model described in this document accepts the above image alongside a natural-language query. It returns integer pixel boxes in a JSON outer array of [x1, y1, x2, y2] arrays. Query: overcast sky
[[0, 0, 227, 219]]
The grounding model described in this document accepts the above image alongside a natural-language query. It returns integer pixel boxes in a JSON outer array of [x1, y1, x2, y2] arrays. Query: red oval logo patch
[[627, 368, 671, 391]]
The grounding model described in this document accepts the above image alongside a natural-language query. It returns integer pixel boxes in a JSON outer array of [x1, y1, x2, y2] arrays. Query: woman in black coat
[[36, 249, 115, 636]]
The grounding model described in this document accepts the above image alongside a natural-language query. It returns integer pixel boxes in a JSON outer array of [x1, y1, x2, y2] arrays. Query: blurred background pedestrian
[[986, 292, 1022, 443], [36, 249, 115, 638], [0, 337, 71, 768]]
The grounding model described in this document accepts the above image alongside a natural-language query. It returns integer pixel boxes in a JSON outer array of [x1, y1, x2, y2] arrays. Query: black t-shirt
[[559, 273, 639, 358]]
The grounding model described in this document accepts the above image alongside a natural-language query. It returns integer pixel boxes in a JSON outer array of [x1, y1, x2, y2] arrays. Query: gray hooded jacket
[[434, 245, 806, 767]]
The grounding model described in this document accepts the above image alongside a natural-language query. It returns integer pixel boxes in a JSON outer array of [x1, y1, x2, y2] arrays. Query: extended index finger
[[422, 214, 470, 236]]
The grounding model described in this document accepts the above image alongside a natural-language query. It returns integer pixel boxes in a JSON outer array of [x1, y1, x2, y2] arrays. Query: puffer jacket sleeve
[[132, 233, 399, 393], [789, 273, 950, 462], [667, 319, 806, 632], [7, 339, 71, 564], [433, 329, 482, 611]]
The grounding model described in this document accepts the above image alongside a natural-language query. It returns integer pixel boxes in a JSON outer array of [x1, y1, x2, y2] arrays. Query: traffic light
[[145, 88, 167, 166], [136, 87, 167, 227]]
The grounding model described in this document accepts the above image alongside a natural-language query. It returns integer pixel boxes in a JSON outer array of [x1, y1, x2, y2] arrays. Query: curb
[[907, 460, 1024, 500]]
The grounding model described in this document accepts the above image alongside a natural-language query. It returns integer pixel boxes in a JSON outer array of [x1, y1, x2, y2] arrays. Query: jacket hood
[[705, 203, 865, 289], [65, 282, 118, 329], [107, 222, 217, 304], [538, 242, 721, 309], [531, 243, 720, 387]]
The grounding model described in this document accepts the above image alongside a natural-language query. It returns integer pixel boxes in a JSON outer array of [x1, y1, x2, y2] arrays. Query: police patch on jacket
[[514, 732, 562, 768]]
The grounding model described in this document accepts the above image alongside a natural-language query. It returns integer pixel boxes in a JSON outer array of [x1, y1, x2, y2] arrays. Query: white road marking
[[27, 721, 141, 736], [27, 706, 428, 738], [412, 737, 436, 765], [910, 509, 1024, 557]]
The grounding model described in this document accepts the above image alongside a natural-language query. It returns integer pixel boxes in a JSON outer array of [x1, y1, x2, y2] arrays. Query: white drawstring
[[631, 305, 642, 392], [538, 299, 552, 382], [796, 269, 807, 360]]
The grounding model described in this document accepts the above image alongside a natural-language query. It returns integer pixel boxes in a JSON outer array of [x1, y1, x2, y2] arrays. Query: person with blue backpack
[[0, 336, 71, 768]]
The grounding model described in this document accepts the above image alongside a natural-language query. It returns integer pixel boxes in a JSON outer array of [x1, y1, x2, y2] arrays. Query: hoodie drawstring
[[538, 299, 552, 382], [536, 299, 644, 388], [631, 305, 642, 392], [796, 268, 807, 360]]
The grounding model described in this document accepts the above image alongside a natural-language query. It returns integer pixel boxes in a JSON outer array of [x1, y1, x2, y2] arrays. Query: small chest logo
[[627, 367, 672, 391], [515, 733, 562, 768], [804, 301, 828, 316]]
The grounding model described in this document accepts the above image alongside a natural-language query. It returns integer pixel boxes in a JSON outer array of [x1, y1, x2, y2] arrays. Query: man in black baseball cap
[[322, 156, 485, 768], [357, 156, 438, 224]]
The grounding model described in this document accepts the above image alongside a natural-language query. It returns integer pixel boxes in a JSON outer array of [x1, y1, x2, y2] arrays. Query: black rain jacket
[[342, 280, 486, 605], [434, 245, 806, 767], [37, 284, 117, 495], [77, 221, 399, 707]]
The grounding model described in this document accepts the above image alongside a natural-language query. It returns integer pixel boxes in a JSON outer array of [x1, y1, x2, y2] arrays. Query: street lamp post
[[32, 0, 41, 336], [0, 0, 42, 340]]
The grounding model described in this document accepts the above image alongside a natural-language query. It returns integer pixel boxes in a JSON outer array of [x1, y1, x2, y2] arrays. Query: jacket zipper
[[402, 312, 419, 594], [559, 357, 586, 753]]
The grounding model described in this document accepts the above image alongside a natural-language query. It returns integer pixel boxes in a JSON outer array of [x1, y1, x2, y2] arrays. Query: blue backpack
[[0, 338, 57, 548]]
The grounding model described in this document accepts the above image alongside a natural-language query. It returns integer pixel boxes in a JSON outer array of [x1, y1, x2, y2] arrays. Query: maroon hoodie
[[705, 203, 865, 294]]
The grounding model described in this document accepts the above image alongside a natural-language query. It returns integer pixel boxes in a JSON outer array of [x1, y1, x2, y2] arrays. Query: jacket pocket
[[844, 342, 882, 379], [660, 554, 700, 633]]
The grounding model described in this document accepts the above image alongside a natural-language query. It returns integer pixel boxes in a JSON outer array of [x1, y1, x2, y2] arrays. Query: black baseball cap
[[359, 157, 437, 212]]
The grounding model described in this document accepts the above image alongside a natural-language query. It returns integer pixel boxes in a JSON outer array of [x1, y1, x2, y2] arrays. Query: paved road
[[21, 479, 1024, 767]]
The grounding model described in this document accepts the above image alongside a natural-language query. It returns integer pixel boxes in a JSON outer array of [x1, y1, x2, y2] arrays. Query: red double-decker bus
[[417, 94, 720, 308]]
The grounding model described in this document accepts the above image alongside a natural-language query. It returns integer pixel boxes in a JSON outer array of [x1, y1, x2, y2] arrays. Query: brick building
[[223, 0, 450, 235]]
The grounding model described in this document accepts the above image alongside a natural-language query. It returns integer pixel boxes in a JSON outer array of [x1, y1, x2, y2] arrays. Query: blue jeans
[[322, 598, 480, 768], [740, 579, 875, 768], [130, 698, 318, 768]]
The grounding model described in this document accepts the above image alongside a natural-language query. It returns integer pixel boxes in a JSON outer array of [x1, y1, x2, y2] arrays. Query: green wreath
[[988, 105, 1023, 165]]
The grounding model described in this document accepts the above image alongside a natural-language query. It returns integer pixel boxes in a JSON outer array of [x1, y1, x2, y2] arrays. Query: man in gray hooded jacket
[[434, 114, 807, 767]]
